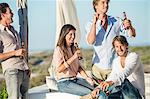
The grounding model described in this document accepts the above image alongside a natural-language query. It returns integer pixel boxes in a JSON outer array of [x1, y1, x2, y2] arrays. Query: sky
[[0, 0, 150, 52]]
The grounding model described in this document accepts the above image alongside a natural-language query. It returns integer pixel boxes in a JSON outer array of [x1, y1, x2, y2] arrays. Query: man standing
[[0, 3, 30, 99], [86, 0, 136, 81]]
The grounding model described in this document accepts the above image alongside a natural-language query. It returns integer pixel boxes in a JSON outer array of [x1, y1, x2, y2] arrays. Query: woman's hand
[[73, 50, 81, 59], [86, 77, 95, 86]]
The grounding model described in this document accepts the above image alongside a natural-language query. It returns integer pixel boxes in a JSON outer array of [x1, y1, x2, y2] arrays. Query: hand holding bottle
[[123, 12, 132, 30], [74, 43, 83, 60]]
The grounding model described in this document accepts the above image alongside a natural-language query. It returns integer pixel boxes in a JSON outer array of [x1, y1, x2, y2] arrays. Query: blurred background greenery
[[0, 46, 150, 92]]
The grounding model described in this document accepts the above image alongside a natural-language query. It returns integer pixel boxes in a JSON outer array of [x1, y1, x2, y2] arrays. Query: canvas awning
[[55, 0, 81, 46]]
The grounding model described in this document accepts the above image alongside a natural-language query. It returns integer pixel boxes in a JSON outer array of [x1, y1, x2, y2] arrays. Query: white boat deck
[[28, 84, 80, 99], [29, 73, 150, 99]]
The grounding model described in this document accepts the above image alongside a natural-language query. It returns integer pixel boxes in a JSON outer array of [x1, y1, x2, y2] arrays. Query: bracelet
[[64, 61, 69, 68]]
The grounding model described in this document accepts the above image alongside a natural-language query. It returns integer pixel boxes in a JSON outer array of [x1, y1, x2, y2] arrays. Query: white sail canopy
[[55, 0, 81, 46], [17, 0, 27, 8]]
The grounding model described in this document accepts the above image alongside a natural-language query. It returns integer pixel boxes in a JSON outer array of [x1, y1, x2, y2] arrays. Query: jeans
[[98, 85, 115, 99], [57, 78, 94, 96], [98, 79, 142, 99], [4, 68, 30, 99]]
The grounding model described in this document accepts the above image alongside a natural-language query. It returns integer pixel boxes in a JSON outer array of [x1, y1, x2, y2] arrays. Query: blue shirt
[[86, 16, 130, 69]]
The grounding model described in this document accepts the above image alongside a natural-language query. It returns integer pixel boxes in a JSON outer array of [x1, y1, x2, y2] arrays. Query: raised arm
[[87, 13, 99, 44]]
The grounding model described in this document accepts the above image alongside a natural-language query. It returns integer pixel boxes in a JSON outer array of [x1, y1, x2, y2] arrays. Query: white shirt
[[106, 52, 145, 97]]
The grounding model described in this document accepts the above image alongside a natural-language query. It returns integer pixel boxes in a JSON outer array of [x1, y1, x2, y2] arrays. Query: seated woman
[[51, 24, 95, 96], [97, 35, 145, 99]]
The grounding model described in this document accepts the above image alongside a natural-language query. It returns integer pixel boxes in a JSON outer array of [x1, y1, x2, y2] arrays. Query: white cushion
[[46, 71, 92, 91], [46, 76, 58, 91], [46, 92, 80, 99]]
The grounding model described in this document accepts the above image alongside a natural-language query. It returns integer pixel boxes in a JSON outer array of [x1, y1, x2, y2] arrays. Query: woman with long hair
[[52, 24, 95, 96]]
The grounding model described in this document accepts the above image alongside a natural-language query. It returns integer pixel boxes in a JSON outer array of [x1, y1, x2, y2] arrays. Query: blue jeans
[[98, 85, 115, 99], [57, 78, 94, 96], [98, 79, 142, 99], [4, 68, 30, 99]]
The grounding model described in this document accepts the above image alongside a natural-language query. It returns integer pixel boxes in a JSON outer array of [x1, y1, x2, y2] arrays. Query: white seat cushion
[[46, 92, 80, 99], [46, 71, 92, 91], [46, 76, 58, 91]]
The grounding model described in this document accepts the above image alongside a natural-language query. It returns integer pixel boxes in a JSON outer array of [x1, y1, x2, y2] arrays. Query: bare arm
[[87, 23, 97, 44], [78, 66, 89, 79], [0, 49, 26, 61], [78, 66, 94, 85], [87, 14, 99, 44], [57, 50, 79, 73], [0, 51, 15, 60]]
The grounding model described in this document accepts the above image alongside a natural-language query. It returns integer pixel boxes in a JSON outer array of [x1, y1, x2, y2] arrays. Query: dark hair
[[0, 3, 9, 20], [112, 35, 129, 47], [93, 0, 110, 12], [57, 24, 76, 60]]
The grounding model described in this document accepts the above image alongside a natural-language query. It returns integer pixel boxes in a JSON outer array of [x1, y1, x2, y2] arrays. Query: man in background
[[0, 3, 30, 99]]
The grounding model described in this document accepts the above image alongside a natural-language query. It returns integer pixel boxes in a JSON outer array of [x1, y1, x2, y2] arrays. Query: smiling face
[[114, 40, 128, 57], [65, 29, 76, 47], [95, 0, 109, 14], [1, 7, 13, 26]]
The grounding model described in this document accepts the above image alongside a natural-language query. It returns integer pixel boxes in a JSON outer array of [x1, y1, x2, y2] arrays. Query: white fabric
[[55, 0, 81, 46], [106, 52, 145, 97], [46, 92, 80, 99], [46, 76, 58, 91], [17, 0, 27, 8]]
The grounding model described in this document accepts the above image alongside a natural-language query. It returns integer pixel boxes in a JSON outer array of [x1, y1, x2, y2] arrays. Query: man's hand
[[91, 88, 100, 98], [99, 81, 114, 92], [27, 69, 31, 77], [123, 19, 136, 37], [14, 49, 26, 57], [93, 13, 99, 24], [123, 19, 132, 29]]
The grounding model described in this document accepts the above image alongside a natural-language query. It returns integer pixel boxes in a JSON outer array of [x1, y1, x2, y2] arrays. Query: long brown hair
[[57, 24, 76, 61]]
